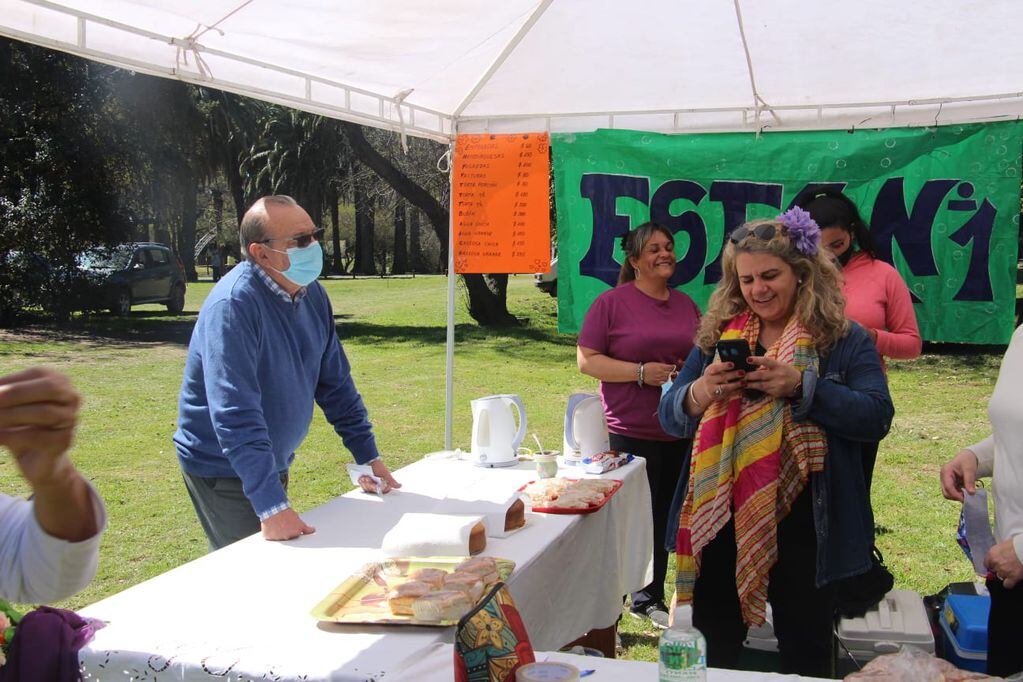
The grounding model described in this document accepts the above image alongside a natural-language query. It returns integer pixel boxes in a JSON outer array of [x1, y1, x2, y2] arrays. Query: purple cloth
[[0, 606, 102, 682], [578, 282, 700, 441]]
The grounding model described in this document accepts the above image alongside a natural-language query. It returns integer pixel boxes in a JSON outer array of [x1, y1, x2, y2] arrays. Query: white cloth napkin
[[431, 473, 526, 538], [381, 513, 485, 557], [431, 493, 524, 539]]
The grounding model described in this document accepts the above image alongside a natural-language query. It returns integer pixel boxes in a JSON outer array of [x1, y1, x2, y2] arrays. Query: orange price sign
[[452, 133, 551, 274]]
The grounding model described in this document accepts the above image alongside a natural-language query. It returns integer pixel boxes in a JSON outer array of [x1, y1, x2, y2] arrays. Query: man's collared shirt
[[253, 264, 307, 303]]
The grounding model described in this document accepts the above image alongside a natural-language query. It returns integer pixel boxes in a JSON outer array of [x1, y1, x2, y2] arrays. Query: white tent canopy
[[4, 0, 1023, 448], [4, 0, 1023, 142]]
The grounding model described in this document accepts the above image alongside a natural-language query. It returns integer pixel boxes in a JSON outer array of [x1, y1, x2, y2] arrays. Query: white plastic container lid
[[836, 590, 935, 658], [516, 661, 580, 682]]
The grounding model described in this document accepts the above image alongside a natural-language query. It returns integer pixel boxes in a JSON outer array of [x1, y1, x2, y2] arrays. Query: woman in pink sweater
[[798, 188, 921, 489]]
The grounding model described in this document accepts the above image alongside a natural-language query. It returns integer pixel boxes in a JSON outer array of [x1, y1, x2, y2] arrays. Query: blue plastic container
[[939, 594, 989, 673]]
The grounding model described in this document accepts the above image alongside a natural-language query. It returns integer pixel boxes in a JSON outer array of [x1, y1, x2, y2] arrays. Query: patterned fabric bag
[[454, 582, 535, 682]]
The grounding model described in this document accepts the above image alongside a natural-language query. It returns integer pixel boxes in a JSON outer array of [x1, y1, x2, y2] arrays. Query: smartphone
[[715, 339, 754, 372], [715, 339, 763, 400]]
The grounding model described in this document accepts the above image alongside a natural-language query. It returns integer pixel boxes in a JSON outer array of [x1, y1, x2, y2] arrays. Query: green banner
[[552, 123, 1022, 344]]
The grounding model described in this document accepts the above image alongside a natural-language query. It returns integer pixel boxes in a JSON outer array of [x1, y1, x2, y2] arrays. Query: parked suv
[[73, 243, 187, 315], [533, 257, 557, 297]]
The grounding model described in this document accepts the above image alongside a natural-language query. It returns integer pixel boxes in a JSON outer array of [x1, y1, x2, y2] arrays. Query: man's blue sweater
[[173, 262, 379, 518]]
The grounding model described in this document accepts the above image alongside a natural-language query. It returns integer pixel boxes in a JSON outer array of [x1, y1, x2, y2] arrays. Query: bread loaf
[[469, 521, 487, 555], [504, 498, 525, 531]]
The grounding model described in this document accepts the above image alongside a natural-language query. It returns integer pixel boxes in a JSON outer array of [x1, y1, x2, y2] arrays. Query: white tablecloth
[[79, 456, 653, 681], [393, 644, 830, 681]]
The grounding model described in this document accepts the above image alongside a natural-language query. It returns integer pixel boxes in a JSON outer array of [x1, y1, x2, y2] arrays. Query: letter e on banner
[[452, 133, 551, 274]]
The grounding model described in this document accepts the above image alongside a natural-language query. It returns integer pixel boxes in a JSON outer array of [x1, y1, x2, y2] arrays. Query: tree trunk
[[340, 122, 515, 326], [308, 191, 324, 242], [463, 273, 519, 327], [224, 148, 246, 227], [353, 165, 376, 275], [180, 176, 199, 281], [393, 200, 408, 275], [409, 208, 423, 273], [212, 189, 224, 234], [330, 187, 342, 275]]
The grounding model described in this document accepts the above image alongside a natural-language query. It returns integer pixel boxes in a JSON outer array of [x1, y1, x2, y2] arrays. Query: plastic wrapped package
[[843, 645, 1001, 681]]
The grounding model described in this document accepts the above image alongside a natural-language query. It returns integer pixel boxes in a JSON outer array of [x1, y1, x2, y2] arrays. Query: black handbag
[[835, 545, 895, 618]]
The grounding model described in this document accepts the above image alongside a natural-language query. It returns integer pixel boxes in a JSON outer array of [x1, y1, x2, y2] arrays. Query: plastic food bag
[[582, 450, 633, 474], [844, 646, 1000, 681]]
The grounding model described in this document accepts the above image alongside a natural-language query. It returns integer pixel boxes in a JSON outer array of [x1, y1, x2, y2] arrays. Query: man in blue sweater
[[174, 195, 400, 550]]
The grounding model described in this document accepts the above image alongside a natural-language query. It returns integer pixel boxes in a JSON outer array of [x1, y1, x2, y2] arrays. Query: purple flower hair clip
[[776, 206, 821, 256]]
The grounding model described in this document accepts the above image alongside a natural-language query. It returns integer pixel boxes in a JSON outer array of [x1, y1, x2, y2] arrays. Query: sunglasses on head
[[259, 227, 325, 249], [729, 222, 776, 244]]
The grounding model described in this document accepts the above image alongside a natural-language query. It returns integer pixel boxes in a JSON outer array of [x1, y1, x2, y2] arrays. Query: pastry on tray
[[573, 478, 618, 494], [522, 477, 618, 510], [550, 493, 591, 509], [522, 479, 571, 497], [455, 556, 500, 586], [443, 571, 485, 602], [408, 567, 448, 589], [387, 580, 433, 616], [411, 589, 473, 622]]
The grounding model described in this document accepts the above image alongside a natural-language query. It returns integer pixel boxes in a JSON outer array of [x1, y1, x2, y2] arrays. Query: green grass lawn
[[0, 275, 1000, 662]]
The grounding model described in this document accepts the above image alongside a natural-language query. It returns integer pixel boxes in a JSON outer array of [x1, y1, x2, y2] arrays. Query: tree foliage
[[0, 39, 129, 324], [0, 37, 518, 327]]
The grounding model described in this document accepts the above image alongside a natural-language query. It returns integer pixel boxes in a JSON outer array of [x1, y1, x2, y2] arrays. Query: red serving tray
[[518, 478, 623, 515]]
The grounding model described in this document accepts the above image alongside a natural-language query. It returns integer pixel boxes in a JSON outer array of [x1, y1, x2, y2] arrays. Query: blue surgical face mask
[[268, 241, 323, 286], [661, 367, 678, 397]]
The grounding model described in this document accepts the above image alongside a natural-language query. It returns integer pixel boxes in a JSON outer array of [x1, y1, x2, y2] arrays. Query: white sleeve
[[0, 486, 107, 604], [968, 436, 995, 479]]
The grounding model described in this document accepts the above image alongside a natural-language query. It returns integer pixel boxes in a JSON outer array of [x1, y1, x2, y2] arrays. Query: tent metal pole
[[444, 141, 456, 450]]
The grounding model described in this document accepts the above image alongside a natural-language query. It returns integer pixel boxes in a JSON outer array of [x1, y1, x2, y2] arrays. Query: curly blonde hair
[[694, 219, 849, 353]]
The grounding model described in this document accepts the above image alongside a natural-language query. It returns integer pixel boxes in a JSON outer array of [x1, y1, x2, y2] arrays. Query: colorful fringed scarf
[[675, 311, 827, 626]]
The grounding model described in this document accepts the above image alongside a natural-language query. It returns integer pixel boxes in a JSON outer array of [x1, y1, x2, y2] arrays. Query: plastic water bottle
[[658, 622, 707, 681]]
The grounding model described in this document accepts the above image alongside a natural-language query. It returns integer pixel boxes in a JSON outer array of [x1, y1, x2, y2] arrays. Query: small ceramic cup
[[534, 450, 559, 479]]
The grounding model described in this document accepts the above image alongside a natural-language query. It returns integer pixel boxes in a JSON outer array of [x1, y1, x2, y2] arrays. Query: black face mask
[[837, 247, 855, 267]]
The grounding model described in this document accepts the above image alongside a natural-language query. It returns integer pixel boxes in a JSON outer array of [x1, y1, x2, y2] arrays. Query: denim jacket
[[658, 322, 893, 587]]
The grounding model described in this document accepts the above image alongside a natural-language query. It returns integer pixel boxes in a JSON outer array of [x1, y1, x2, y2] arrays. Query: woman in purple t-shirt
[[577, 222, 701, 628]]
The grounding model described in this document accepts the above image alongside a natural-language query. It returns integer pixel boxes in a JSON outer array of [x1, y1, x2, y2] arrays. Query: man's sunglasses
[[258, 227, 325, 249], [729, 222, 776, 244]]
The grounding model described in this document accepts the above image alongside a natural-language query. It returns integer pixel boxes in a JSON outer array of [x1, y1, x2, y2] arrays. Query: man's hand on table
[[261, 507, 315, 541], [362, 459, 401, 494]]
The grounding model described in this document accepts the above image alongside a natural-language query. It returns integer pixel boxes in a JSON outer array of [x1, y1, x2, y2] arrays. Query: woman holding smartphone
[[658, 208, 892, 676], [577, 221, 701, 629]]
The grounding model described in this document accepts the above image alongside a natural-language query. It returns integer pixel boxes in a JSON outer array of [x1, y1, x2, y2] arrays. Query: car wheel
[[166, 284, 185, 314], [111, 289, 132, 316]]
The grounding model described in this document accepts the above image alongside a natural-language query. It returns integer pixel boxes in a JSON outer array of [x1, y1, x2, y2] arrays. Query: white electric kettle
[[470, 394, 527, 468], [563, 393, 610, 463]]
